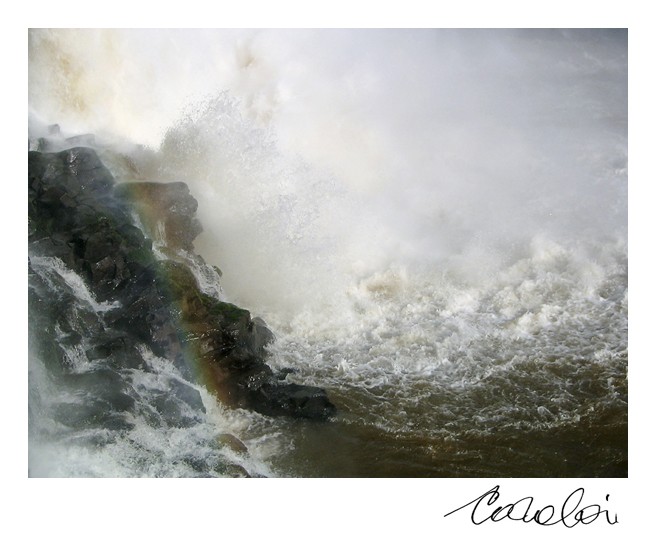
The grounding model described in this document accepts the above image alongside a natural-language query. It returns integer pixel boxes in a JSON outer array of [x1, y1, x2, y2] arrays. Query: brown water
[[249, 368, 627, 478]]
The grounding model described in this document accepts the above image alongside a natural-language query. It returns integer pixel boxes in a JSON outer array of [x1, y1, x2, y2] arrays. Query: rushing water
[[28, 28, 627, 477]]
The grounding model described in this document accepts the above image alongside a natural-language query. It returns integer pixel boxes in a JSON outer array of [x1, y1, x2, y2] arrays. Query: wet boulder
[[115, 181, 202, 250], [248, 383, 337, 421]]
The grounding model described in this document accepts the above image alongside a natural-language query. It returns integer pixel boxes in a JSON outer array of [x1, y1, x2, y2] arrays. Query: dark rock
[[169, 378, 206, 414], [221, 463, 253, 478], [52, 401, 135, 431], [87, 331, 145, 369], [217, 433, 249, 454], [106, 287, 178, 353], [115, 181, 202, 250], [248, 383, 337, 421], [29, 148, 114, 201], [49, 367, 138, 431], [151, 393, 202, 428], [134, 377, 205, 429], [183, 456, 213, 475], [61, 368, 136, 411], [28, 145, 337, 424], [28, 264, 108, 370], [251, 317, 276, 355], [274, 367, 299, 380]]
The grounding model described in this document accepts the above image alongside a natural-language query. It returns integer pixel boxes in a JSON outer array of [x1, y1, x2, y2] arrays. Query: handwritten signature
[[444, 485, 618, 527]]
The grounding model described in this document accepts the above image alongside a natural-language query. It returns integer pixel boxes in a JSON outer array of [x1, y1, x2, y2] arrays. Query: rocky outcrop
[[114, 181, 202, 251], [28, 145, 336, 421]]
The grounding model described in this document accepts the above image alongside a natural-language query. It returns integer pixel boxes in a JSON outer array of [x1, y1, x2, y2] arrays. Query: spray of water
[[28, 30, 627, 314]]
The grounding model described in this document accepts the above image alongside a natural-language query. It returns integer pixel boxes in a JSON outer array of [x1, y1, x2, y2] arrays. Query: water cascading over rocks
[[28, 140, 337, 427]]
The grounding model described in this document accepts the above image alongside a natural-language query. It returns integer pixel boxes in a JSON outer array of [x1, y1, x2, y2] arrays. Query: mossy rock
[[157, 260, 201, 301], [125, 243, 156, 267], [203, 297, 251, 324]]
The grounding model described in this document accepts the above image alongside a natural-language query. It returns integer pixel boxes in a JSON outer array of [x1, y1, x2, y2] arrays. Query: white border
[[7, 3, 652, 533]]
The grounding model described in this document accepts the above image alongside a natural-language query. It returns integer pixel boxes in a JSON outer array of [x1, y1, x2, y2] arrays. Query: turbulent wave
[[28, 28, 627, 477]]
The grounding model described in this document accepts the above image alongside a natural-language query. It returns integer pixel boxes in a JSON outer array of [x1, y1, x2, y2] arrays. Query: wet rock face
[[115, 181, 202, 251], [155, 258, 337, 420], [29, 148, 153, 298], [246, 382, 338, 420], [28, 146, 336, 421]]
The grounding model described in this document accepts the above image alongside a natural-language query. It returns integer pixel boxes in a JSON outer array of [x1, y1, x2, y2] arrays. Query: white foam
[[30, 256, 120, 313]]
